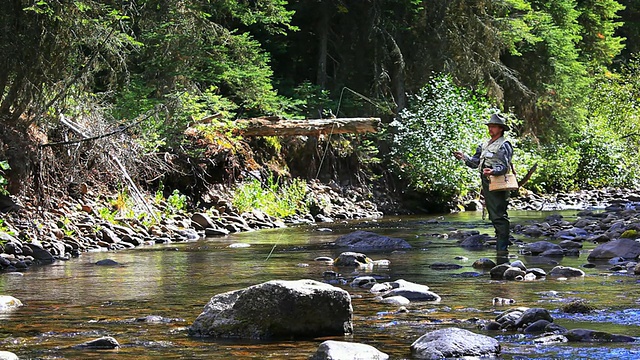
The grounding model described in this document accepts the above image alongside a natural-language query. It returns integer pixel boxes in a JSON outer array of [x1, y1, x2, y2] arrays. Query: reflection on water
[[1, 210, 639, 359]]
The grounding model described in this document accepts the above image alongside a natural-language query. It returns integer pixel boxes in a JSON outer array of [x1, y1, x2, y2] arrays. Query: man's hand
[[453, 151, 465, 160]]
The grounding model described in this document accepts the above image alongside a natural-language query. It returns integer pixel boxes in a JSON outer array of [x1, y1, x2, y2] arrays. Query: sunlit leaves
[[390, 74, 490, 200]]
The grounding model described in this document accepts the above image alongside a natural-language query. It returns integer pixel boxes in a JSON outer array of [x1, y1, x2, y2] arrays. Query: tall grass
[[232, 176, 308, 218]]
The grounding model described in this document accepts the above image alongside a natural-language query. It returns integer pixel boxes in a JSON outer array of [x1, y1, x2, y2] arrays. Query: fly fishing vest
[[479, 137, 509, 173]]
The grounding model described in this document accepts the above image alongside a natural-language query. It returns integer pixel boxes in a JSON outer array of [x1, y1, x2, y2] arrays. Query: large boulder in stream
[[587, 238, 640, 261], [332, 230, 411, 251], [188, 279, 353, 339], [410, 327, 500, 359]]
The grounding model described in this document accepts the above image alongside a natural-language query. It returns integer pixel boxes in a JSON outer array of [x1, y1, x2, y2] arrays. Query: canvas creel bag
[[489, 163, 519, 192]]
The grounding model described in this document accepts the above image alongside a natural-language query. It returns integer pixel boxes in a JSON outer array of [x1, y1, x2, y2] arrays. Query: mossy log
[[234, 117, 380, 137]]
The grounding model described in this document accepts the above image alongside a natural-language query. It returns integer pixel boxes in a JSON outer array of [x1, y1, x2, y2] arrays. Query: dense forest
[[1, 0, 640, 213]]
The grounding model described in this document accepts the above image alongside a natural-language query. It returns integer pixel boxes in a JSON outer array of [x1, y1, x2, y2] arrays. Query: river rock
[[379, 295, 410, 306], [351, 276, 377, 288], [459, 234, 490, 248], [377, 279, 440, 302], [410, 327, 500, 359], [548, 266, 585, 278], [24, 242, 55, 263], [0, 351, 18, 360], [523, 241, 564, 256], [472, 258, 496, 269], [503, 266, 526, 281], [95, 259, 120, 266], [191, 212, 217, 229], [74, 336, 120, 349], [189, 279, 353, 339], [333, 252, 373, 267], [332, 230, 411, 251], [513, 308, 554, 330], [523, 319, 552, 333], [489, 263, 511, 279], [533, 334, 568, 345], [587, 238, 640, 261], [429, 262, 462, 270], [565, 328, 636, 342], [311, 340, 389, 360], [0, 295, 23, 311]]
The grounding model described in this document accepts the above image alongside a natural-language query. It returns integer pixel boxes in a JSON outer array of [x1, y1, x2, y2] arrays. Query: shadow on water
[[1, 210, 640, 359]]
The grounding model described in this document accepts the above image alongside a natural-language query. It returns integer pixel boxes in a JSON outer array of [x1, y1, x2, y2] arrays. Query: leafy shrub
[[232, 175, 308, 218], [167, 189, 187, 214], [0, 160, 9, 195], [389, 74, 491, 201], [521, 142, 580, 193]]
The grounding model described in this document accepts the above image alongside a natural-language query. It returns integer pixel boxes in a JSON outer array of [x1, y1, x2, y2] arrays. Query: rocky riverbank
[[2, 185, 640, 273], [0, 180, 384, 272]]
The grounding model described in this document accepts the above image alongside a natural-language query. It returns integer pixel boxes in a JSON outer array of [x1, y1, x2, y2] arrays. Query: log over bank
[[234, 117, 380, 137]]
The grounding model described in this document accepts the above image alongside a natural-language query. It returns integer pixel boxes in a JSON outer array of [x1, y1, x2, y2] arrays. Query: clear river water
[[1, 210, 640, 359]]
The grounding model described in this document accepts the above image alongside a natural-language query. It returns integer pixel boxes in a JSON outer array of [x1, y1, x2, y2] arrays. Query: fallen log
[[234, 117, 380, 137]]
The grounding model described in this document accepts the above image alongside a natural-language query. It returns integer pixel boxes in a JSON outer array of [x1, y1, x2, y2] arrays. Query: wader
[[481, 177, 510, 251], [479, 137, 511, 252]]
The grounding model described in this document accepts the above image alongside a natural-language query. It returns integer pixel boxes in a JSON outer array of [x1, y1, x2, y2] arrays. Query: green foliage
[[0, 161, 10, 195], [518, 141, 580, 192], [0, 218, 15, 238], [167, 189, 187, 214], [290, 81, 333, 119], [389, 74, 491, 200], [232, 175, 308, 219]]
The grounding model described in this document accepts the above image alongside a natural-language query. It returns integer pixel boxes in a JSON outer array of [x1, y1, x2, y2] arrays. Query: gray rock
[[523, 241, 563, 255], [189, 279, 352, 339], [410, 327, 500, 359], [95, 259, 120, 266], [566, 328, 636, 342], [503, 267, 526, 281], [523, 319, 552, 333], [74, 336, 120, 349], [533, 334, 568, 345], [514, 308, 553, 329], [490, 263, 511, 279], [459, 234, 489, 248], [472, 258, 496, 269], [350, 276, 377, 288], [24, 242, 55, 263], [549, 265, 585, 278], [587, 238, 640, 261], [333, 252, 372, 267], [311, 340, 389, 360], [378, 279, 440, 302], [429, 262, 463, 270], [0, 351, 19, 360], [333, 230, 411, 251], [191, 212, 217, 229]]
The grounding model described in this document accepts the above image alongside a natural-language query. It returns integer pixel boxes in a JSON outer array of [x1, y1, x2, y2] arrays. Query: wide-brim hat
[[485, 113, 510, 131]]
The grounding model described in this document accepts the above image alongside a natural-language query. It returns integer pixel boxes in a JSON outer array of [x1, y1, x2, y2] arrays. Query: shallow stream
[[2, 210, 640, 359]]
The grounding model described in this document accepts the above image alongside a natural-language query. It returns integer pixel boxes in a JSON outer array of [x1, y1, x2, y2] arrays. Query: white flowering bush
[[389, 74, 492, 200]]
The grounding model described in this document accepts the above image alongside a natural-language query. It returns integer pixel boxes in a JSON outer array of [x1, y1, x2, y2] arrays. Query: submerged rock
[[332, 230, 411, 251], [566, 329, 636, 343], [74, 336, 120, 349]]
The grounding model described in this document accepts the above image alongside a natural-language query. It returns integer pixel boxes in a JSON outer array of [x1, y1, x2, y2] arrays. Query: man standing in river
[[453, 113, 514, 253]]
